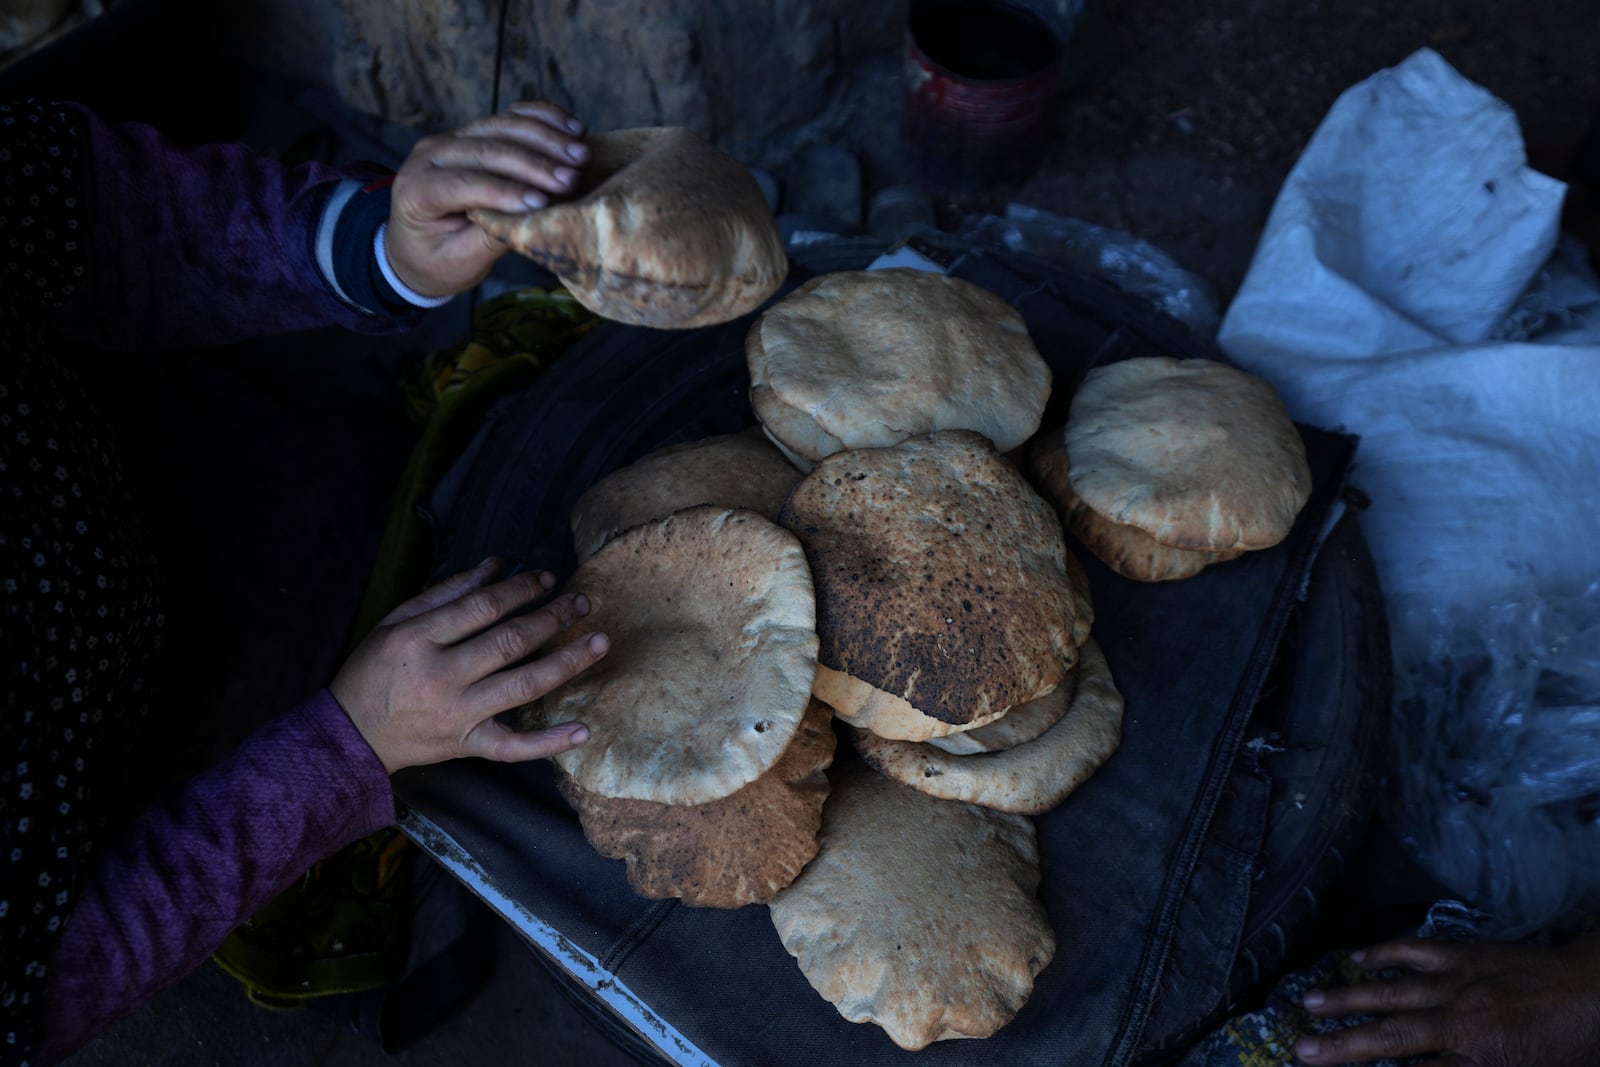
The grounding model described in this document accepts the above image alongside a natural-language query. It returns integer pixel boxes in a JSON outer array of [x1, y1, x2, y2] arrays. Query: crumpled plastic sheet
[[1217, 48, 1600, 939], [1387, 585, 1600, 940], [960, 203, 1222, 337]]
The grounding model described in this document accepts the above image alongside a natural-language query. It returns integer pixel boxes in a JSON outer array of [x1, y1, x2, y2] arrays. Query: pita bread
[[541, 506, 818, 805], [769, 757, 1054, 1050], [468, 127, 786, 329], [780, 430, 1088, 742], [555, 699, 835, 908], [1026, 429, 1243, 582], [747, 269, 1051, 468], [852, 639, 1123, 813], [570, 430, 801, 562], [1064, 357, 1311, 551], [812, 668, 1010, 742], [923, 661, 1077, 755]]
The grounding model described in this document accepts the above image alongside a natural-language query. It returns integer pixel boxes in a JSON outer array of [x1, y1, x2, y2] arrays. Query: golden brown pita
[[852, 639, 1123, 813], [1026, 429, 1243, 582], [780, 430, 1088, 742], [1064, 357, 1311, 551], [747, 269, 1051, 468], [469, 127, 786, 329], [541, 506, 818, 805], [769, 757, 1054, 1050], [570, 429, 801, 562], [555, 699, 835, 908]]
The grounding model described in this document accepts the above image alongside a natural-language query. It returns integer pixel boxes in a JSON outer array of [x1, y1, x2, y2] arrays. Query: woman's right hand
[[330, 558, 608, 773], [385, 100, 591, 298]]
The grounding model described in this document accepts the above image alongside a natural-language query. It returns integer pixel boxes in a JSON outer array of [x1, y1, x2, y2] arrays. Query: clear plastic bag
[[1385, 582, 1600, 940], [960, 203, 1221, 337]]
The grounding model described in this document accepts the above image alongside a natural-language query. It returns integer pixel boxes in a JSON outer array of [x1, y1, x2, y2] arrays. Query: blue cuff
[[374, 223, 453, 308], [314, 176, 432, 317]]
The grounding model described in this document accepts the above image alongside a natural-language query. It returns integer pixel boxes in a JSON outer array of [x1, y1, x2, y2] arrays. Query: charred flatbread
[[556, 699, 835, 908], [923, 661, 1077, 756], [853, 639, 1123, 813], [781, 430, 1088, 742]]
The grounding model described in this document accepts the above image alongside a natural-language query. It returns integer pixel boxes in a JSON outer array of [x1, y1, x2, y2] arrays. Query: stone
[[231, 0, 904, 146]]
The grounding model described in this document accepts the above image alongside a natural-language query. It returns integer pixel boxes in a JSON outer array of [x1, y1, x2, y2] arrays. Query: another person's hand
[[1295, 933, 1600, 1066], [385, 100, 590, 298], [331, 557, 608, 773]]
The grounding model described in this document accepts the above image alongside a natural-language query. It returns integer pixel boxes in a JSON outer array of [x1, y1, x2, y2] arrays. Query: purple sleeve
[[39, 690, 397, 1061], [66, 103, 404, 350]]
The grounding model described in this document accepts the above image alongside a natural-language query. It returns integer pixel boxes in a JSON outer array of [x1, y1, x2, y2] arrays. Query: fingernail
[[1303, 991, 1324, 1008], [568, 723, 590, 743], [523, 190, 547, 210], [553, 165, 577, 186], [565, 142, 589, 163], [574, 593, 590, 615], [589, 632, 610, 654], [538, 570, 556, 590], [565, 118, 584, 134], [1295, 1037, 1320, 1057]]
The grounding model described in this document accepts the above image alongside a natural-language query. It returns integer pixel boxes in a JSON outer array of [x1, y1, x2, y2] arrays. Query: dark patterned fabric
[[1177, 950, 1419, 1067], [0, 101, 163, 1067], [0, 98, 418, 1066], [42, 691, 395, 1063]]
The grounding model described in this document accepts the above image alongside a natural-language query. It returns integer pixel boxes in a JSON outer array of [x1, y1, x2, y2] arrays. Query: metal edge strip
[[398, 808, 720, 1067]]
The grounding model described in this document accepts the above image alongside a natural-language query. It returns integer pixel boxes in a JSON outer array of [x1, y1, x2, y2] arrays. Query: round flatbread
[[570, 429, 802, 562], [747, 269, 1051, 468], [781, 430, 1088, 742], [1064, 357, 1311, 551], [853, 638, 1123, 813], [1026, 428, 1242, 582], [556, 699, 836, 908], [923, 661, 1077, 756], [769, 757, 1054, 1050], [542, 506, 818, 805], [469, 127, 786, 329]]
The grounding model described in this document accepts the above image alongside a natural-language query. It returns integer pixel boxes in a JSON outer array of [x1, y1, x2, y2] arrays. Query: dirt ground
[[753, 0, 1600, 302], [1032, 0, 1600, 297]]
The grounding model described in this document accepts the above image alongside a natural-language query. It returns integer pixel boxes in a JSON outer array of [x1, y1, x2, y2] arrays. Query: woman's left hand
[[1295, 934, 1600, 1066], [384, 100, 591, 298]]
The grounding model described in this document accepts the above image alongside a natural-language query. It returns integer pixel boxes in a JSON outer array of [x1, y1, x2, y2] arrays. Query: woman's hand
[[384, 101, 591, 298], [1295, 934, 1600, 1066], [331, 557, 608, 773]]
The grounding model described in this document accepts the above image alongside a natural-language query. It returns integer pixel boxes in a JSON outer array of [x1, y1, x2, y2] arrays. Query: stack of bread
[[1027, 356, 1310, 582], [500, 195, 1311, 1047]]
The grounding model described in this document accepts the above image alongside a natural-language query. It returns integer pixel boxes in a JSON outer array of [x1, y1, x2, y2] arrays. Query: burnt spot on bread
[[785, 436, 1080, 726]]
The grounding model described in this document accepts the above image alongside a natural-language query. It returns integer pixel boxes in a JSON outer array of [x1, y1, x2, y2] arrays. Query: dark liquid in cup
[[909, 0, 1062, 81]]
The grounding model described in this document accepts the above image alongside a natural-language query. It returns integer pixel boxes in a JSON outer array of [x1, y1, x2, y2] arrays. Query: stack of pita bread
[[516, 261, 1308, 1049], [1028, 356, 1311, 581], [536, 503, 827, 909]]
